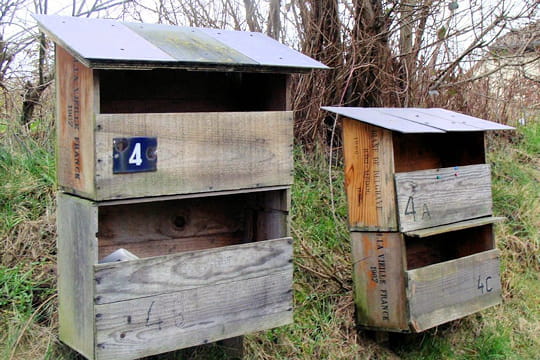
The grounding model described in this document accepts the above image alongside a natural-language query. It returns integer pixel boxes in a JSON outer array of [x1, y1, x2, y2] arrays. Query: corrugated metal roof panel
[[321, 106, 445, 133], [33, 14, 328, 71], [321, 107, 514, 133]]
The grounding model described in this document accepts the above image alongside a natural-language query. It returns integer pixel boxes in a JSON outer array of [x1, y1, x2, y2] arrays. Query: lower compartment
[[407, 249, 501, 332], [351, 225, 502, 333], [57, 189, 292, 360]]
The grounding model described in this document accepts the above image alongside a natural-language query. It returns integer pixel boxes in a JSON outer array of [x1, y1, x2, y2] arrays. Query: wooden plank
[[351, 232, 408, 331], [94, 237, 293, 304], [97, 185, 290, 207], [96, 194, 251, 259], [342, 119, 397, 231], [94, 111, 293, 201], [94, 270, 293, 360], [57, 193, 98, 359], [407, 249, 501, 332], [395, 164, 493, 232], [56, 46, 97, 199], [405, 216, 505, 238]]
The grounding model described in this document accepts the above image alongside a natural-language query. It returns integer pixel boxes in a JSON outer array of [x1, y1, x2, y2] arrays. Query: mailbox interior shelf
[[57, 189, 292, 360]]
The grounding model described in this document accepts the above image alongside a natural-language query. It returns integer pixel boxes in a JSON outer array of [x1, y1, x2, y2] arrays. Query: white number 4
[[128, 143, 143, 166]]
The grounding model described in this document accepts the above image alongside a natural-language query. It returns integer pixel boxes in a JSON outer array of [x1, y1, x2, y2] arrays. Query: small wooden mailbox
[[36, 15, 327, 360], [322, 107, 513, 333]]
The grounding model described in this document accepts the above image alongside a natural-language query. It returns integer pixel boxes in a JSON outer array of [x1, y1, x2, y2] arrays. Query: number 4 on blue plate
[[112, 137, 158, 174]]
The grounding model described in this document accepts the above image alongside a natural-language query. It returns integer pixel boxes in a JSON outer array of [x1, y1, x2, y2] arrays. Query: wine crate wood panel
[[93, 111, 293, 200], [94, 237, 292, 304], [56, 46, 97, 198], [407, 249, 501, 332], [57, 193, 98, 359], [395, 164, 493, 232], [342, 119, 397, 231], [351, 232, 408, 331], [94, 270, 292, 360]]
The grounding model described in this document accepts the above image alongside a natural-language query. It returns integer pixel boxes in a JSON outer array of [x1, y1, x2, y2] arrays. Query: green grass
[[0, 121, 539, 359]]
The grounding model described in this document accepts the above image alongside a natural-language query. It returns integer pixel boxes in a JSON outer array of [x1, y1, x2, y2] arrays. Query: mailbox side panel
[[351, 232, 409, 331], [342, 119, 398, 231], [57, 193, 98, 359], [56, 46, 97, 199]]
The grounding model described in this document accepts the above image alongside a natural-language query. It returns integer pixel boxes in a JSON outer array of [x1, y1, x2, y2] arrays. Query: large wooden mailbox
[[36, 14, 327, 360], [323, 106, 513, 333]]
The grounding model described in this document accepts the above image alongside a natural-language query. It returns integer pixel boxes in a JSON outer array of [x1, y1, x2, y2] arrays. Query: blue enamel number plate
[[113, 137, 157, 174]]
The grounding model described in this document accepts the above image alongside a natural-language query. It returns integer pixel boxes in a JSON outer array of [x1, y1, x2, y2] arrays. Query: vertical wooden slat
[[342, 119, 397, 231], [57, 193, 98, 359], [56, 46, 96, 198], [351, 232, 408, 331]]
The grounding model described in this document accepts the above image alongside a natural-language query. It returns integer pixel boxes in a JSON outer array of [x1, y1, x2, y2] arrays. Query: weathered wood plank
[[405, 216, 505, 238], [97, 185, 290, 207], [94, 237, 293, 304], [342, 119, 397, 231], [94, 111, 293, 201], [57, 193, 98, 359], [395, 164, 493, 232], [56, 46, 97, 199], [407, 249, 501, 332], [351, 232, 408, 331], [94, 270, 293, 360]]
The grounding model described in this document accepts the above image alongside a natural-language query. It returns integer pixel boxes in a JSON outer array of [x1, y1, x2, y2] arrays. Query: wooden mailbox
[[323, 106, 513, 333], [36, 14, 327, 360]]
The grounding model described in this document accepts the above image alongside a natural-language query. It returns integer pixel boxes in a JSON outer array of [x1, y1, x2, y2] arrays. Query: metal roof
[[33, 15, 328, 72], [321, 107, 514, 133]]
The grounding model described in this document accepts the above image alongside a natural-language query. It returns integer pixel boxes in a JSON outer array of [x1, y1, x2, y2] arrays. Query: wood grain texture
[[94, 270, 293, 360], [56, 46, 97, 199], [407, 249, 501, 332], [97, 194, 249, 259], [57, 193, 98, 359], [94, 237, 293, 304], [342, 119, 397, 231], [94, 111, 293, 201], [395, 164, 493, 232], [405, 216, 504, 238], [351, 232, 408, 331], [96, 190, 289, 259]]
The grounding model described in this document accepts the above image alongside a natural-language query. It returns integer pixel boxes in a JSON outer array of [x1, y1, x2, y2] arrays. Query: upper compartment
[[36, 15, 327, 201], [322, 106, 513, 232]]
